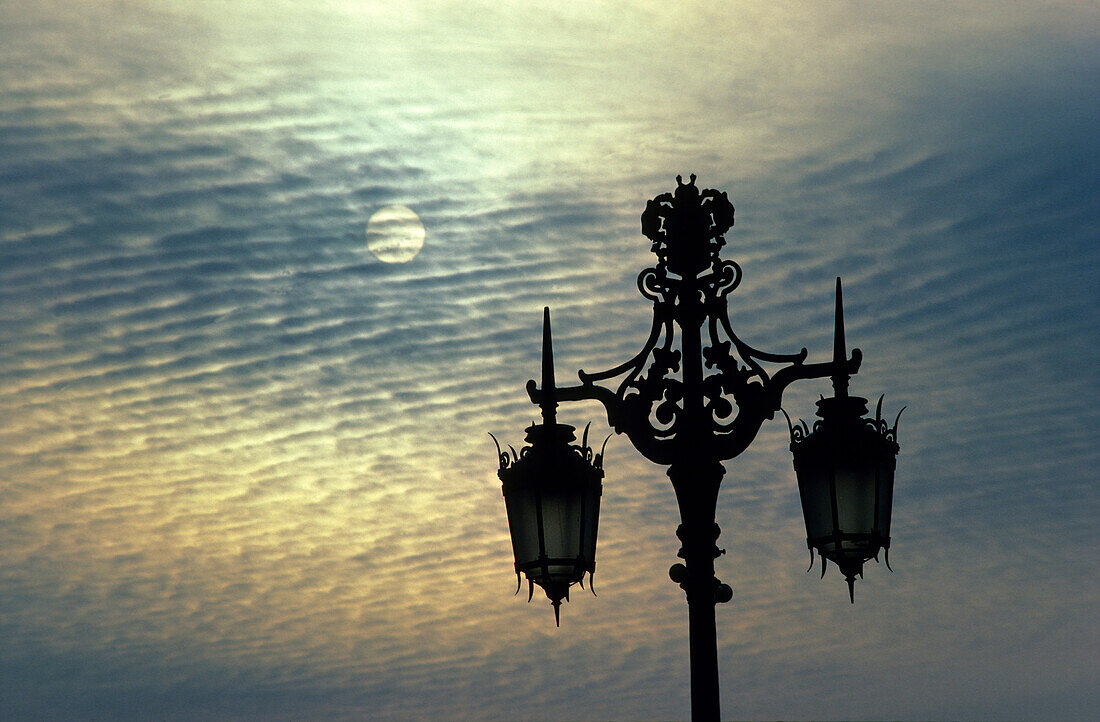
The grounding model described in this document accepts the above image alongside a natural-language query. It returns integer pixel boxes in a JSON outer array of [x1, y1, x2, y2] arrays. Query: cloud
[[0, 2, 1097, 720]]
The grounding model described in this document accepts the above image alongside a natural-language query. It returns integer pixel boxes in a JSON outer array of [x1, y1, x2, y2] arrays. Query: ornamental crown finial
[[674, 174, 700, 203], [641, 176, 735, 272]]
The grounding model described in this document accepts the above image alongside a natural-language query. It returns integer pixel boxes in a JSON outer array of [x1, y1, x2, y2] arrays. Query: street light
[[786, 279, 903, 603], [492, 175, 901, 721], [492, 308, 605, 627]]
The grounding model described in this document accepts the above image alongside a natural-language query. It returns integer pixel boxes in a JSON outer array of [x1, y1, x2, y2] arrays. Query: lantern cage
[[492, 306, 606, 626], [494, 421, 605, 626], [786, 394, 901, 602]]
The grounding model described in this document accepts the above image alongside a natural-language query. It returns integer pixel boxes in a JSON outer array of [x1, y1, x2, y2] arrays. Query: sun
[[366, 205, 425, 263]]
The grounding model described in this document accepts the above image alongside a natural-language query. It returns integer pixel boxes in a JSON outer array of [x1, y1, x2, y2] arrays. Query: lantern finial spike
[[552, 599, 561, 627], [541, 307, 557, 427], [846, 575, 856, 603], [831, 277, 850, 398]]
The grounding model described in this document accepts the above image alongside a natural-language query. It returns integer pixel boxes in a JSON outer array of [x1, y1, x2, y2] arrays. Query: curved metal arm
[[528, 376, 672, 463], [525, 178, 864, 468], [527, 335, 860, 466]]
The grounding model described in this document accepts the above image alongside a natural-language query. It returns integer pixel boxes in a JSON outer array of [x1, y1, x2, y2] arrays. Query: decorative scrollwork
[[489, 433, 517, 469], [529, 176, 861, 467], [491, 422, 608, 473], [711, 259, 743, 299], [868, 395, 905, 443], [784, 395, 904, 452], [782, 410, 811, 444]]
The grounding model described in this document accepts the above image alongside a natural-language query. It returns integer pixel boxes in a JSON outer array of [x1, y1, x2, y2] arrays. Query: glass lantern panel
[[834, 462, 876, 535], [504, 485, 541, 566], [797, 464, 833, 540], [579, 486, 600, 562], [839, 536, 874, 558], [545, 562, 577, 581], [539, 487, 584, 562], [876, 457, 895, 538]]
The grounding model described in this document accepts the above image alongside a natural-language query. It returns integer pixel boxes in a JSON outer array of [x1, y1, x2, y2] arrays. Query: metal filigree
[[532, 175, 860, 468], [490, 422, 608, 474], [784, 395, 905, 445], [497, 177, 899, 717]]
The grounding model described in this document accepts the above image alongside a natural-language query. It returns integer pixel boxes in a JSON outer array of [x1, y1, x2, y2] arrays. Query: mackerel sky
[[1, 2, 1097, 720]]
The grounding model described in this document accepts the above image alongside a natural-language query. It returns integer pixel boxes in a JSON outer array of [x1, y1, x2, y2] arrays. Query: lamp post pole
[[666, 261, 724, 720], [498, 175, 898, 721]]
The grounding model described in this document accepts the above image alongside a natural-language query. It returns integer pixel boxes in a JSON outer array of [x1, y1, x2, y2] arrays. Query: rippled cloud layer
[[0, 2, 1097, 720]]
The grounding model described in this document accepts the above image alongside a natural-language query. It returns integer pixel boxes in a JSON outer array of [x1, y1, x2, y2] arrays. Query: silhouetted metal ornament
[[786, 279, 902, 602], [788, 395, 901, 602], [493, 309, 605, 626], [490, 179, 903, 720]]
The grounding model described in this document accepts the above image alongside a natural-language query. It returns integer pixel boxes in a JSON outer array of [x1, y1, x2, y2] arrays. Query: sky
[[0, 1, 1097, 720]]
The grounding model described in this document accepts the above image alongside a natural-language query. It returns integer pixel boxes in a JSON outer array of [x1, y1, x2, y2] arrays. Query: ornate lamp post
[[493, 175, 901, 720]]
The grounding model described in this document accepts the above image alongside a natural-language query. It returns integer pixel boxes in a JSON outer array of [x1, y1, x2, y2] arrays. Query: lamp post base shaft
[[670, 460, 724, 721], [688, 593, 721, 721]]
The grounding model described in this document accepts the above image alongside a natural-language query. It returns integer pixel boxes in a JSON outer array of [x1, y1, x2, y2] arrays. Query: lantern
[[788, 394, 900, 601], [786, 279, 902, 602], [493, 308, 605, 625]]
